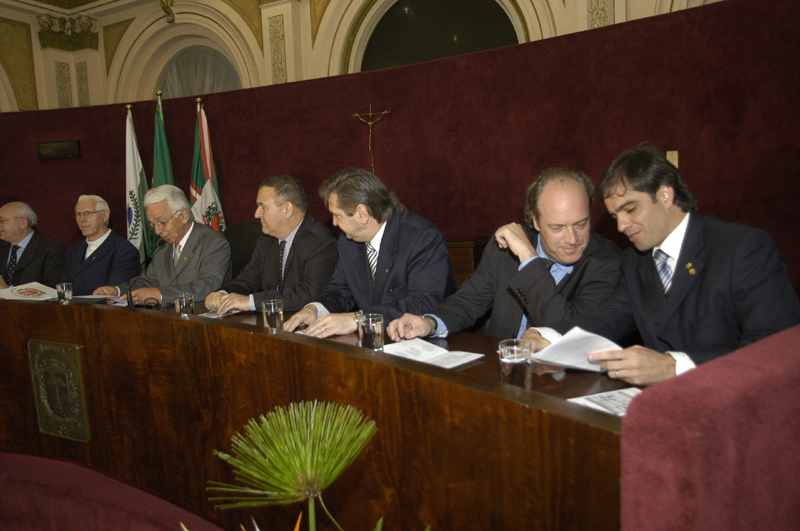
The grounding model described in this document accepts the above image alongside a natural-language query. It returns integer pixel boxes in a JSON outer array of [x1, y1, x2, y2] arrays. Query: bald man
[[0, 201, 65, 289]]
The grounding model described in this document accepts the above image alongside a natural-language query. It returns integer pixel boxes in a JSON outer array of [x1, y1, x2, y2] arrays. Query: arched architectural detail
[[0, 63, 18, 112], [310, 0, 555, 77], [654, 0, 717, 15], [107, 0, 265, 104]]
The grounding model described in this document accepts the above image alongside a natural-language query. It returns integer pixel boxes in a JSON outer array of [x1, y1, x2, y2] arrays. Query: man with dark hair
[[94, 185, 231, 305], [285, 167, 457, 337], [205, 176, 338, 313], [387, 167, 621, 341], [0, 201, 65, 289], [524, 147, 800, 386], [61, 195, 140, 295]]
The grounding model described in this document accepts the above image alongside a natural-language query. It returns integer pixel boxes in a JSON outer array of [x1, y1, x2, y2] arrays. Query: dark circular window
[[361, 0, 519, 71]]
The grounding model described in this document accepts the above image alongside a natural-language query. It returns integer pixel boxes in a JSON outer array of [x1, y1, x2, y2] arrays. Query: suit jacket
[[433, 228, 621, 338], [221, 215, 338, 311], [316, 208, 457, 322], [120, 222, 231, 305], [553, 214, 800, 364], [1, 232, 65, 288], [61, 230, 140, 296]]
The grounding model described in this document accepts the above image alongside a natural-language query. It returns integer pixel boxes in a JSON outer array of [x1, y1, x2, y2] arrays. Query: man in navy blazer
[[285, 167, 456, 337], [205, 175, 337, 313], [61, 195, 140, 295], [524, 147, 800, 386], [1, 201, 65, 289]]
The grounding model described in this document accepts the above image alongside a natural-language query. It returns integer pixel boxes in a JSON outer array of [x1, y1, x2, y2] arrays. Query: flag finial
[[126, 104, 132, 110], [196, 97, 202, 103], [156, 90, 162, 96]]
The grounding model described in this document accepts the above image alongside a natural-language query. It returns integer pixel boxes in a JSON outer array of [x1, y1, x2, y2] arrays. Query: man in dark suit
[[61, 195, 140, 295], [0, 201, 65, 289], [205, 175, 338, 313], [387, 168, 620, 341], [524, 147, 800, 386], [285, 167, 457, 337], [94, 185, 231, 305]]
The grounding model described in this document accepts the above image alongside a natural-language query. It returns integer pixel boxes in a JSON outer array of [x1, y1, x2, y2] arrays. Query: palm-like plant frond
[[209, 401, 378, 510]]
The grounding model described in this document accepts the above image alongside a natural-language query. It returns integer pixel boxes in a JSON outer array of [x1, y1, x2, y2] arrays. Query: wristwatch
[[420, 314, 437, 336]]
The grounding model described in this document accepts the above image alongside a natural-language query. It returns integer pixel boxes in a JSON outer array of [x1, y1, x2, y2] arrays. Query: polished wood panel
[[0, 300, 623, 531]]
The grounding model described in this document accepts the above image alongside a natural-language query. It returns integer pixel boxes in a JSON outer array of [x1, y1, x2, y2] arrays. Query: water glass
[[176, 293, 194, 317], [498, 339, 532, 363], [56, 282, 72, 303], [358, 313, 384, 351], [262, 299, 284, 332]]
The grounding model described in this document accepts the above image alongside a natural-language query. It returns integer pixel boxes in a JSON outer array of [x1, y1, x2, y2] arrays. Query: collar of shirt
[[368, 221, 387, 255], [8, 230, 35, 264], [653, 211, 690, 271], [537, 234, 574, 282], [279, 216, 303, 269], [176, 222, 195, 254], [85, 228, 111, 259]]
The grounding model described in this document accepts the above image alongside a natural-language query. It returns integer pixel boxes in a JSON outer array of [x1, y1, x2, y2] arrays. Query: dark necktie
[[4, 244, 19, 286], [654, 249, 673, 293], [366, 242, 377, 282], [276, 240, 286, 290]]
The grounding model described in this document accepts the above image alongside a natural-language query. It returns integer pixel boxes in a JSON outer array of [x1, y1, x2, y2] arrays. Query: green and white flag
[[148, 94, 174, 251], [125, 108, 149, 261], [189, 102, 226, 232]]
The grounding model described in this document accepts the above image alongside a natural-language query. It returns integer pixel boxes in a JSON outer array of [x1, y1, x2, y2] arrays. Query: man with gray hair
[[61, 194, 140, 295], [0, 201, 65, 289], [94, 185, 231, 305]]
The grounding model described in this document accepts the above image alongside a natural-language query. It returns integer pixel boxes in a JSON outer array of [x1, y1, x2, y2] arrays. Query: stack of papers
[[533, 327, 622, 372], [383, 338, 483, 369], [0, 282, 56, 300], [568, 387, 642, 416]]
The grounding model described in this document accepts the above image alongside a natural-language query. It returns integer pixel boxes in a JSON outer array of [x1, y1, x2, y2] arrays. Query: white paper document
[[383, 338, 483, 369], [0, 282, 57, 300], [198, 309, 242, 319], [533, 326, 622, 372], [568, 387, 642, 416]]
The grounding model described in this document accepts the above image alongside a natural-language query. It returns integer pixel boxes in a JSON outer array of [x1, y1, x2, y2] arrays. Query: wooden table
[[0, 299, 625, 531]]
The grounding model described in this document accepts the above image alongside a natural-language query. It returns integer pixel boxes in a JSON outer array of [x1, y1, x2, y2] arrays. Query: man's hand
[[0, 278, 8, 290], [215, 293, 250, 314], [494, 223, 537, 262], [93, 286, 117, 296], [589, 345, 676, 386], [304, 312, 358, 338], [284, 305, 319, 332], [204, 291, 224, 310], [125, 287, 162, 306], [388, 313, 435, 341], [520, 327, 551, 352]]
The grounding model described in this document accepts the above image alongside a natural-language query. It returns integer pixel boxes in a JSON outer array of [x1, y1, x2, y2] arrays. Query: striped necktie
[[4, 244, 19, 286], [654, 249, 673, 293], [366, 242, 378, 282]]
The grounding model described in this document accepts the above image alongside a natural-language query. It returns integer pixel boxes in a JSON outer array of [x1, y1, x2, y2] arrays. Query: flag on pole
[[125, 108, 149, 261], [148, 92, 174, 250], [190, 102, 226, 232]]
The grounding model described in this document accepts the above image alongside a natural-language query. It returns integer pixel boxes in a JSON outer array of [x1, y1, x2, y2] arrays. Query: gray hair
[[144, 185, 192, 219], [15, 202, 38, 229], [77, 194, 110, 212], [319, 167, 403, 223]]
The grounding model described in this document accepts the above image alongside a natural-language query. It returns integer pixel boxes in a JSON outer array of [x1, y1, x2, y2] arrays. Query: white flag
[[125, 109, 149, 261], [190, 103, 226, 231]]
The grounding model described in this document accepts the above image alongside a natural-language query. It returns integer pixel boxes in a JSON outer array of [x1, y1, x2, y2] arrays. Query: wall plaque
[[38, 140, 81, 159], [28, 340, 91, 442]]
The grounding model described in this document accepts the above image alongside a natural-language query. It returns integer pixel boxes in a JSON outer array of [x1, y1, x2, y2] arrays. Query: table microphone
[[126, 239, 165, 306]]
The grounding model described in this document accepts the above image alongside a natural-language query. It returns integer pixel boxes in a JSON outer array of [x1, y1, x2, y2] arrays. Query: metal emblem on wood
[[28, 340, 91, 442]]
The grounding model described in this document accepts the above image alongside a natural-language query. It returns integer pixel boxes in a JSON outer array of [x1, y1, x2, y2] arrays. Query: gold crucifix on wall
[[353, 104, 390, 173]]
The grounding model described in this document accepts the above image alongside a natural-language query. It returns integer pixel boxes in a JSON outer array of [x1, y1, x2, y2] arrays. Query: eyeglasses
[[74, 210, 103, 220], [147, 210, 181, 231], [0, 217, 21, 225]]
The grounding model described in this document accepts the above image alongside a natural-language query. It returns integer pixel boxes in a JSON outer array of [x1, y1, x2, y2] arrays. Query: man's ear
[[355, 204, 370, 224], [284, 202, 294, 218], [658, 185, 675, 206]]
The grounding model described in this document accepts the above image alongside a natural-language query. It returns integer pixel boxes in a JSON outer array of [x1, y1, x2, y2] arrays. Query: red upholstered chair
[[620, 324, 800, 531], [0, 452, 225, 531]]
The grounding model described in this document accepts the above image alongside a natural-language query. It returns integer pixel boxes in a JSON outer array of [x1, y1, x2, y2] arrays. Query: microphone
[[126, 239, 166, 306]]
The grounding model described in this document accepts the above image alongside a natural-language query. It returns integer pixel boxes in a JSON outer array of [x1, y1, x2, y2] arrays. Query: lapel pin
[[689, 268, 696, 275], [685, 262, 692, 269]]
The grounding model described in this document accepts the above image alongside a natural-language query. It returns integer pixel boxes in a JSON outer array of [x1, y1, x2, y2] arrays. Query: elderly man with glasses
[[94, 185, 231, 306], [61, 195, 140, 295], [0, 201, 65, 289]]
